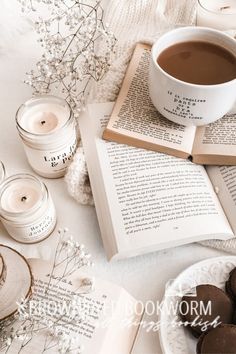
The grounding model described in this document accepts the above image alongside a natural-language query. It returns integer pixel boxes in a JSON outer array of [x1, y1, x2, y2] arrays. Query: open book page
[[192, 114, 236, 165], [207, 166, 236, 233], [2, 259, 141, 354], [80, 102, 233, 260], [103, 43, 196, 159]]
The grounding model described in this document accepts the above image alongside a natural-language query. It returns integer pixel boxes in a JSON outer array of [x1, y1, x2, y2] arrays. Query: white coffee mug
[[149, 26, 236, 126]]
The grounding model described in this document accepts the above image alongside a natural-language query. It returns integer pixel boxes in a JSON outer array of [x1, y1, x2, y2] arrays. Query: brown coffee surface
[[157, 41, 236, 85]]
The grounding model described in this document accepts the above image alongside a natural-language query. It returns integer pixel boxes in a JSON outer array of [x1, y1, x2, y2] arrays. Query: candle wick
[[220, 6, 230, 10], [21, 196, 27, 202], [41, 120, 46, 125]]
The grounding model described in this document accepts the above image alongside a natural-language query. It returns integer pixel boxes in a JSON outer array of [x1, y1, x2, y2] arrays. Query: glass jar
[[0, 174, 57, 243], [0, 161, 5, 184], [197, 0, 236, 30], [16, 95, 77, 178]]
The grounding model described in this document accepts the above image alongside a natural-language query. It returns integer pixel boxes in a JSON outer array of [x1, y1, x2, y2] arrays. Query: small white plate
[[159, 256, 236, 354]]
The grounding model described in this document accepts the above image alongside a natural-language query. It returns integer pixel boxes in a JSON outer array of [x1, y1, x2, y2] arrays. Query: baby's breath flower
[[1, 227, 93, 352], [17, 0, 116, 120]]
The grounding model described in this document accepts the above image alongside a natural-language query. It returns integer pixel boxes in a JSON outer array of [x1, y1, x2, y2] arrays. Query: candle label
[[43, 139, 77, 167], [23, 133, 77, 178], [28, 203, 56, 240], [1, 200, 57, 243]]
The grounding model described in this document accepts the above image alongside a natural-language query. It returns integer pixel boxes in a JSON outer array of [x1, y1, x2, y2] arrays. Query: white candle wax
[[1, 180, 41, 213], [197, 0, 236, 30], [19, 103, 68, 134]]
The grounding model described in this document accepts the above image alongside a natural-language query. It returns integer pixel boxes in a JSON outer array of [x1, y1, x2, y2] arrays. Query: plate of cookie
[[159, 256, 236, 354]]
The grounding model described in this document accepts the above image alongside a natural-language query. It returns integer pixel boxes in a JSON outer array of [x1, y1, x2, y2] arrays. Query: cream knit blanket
[[65, 0, 236, 255]]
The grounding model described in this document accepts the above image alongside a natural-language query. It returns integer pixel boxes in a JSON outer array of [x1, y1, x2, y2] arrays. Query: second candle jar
[[16, 95, 77, 178], [0, 174, 57, 243]]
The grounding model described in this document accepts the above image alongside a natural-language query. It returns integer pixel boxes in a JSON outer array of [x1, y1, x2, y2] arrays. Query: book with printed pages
[[0, 257, 142, 354], [79, 102, 236, 261], [103, 43, 236, 166]]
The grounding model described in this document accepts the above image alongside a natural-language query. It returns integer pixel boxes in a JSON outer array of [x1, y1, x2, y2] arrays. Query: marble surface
[[0, 3, 231, 353]]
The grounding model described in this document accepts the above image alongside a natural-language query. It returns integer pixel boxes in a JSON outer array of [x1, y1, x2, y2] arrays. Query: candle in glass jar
[[0, 174, 57, 243], [197, 0, 236, 30], [16, 96, 77, 178]]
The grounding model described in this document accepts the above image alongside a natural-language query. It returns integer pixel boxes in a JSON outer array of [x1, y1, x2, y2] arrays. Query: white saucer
[[159, 256, 236, 354]]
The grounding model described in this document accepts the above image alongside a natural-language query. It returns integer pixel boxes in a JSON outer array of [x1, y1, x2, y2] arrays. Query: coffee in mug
[[157, 41, 236, 85], [149, 27, 236, 126]]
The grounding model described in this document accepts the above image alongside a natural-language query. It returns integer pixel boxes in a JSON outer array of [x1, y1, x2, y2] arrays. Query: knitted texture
[[200, 239, 236, 255], [65, 145, 94, 206]]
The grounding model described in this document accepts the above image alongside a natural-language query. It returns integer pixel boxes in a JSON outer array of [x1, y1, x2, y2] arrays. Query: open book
[[103, 43, 236, 166], [80, 102, 236, 260], [2, 258, 142, 354]]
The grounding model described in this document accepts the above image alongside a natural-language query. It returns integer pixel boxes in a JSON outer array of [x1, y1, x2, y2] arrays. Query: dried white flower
[[17, 0, 116, 118], [1, 227, 93, 353]]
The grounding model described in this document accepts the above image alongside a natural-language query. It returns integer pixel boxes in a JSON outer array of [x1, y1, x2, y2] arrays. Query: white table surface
[[0, 5, 231, 354]]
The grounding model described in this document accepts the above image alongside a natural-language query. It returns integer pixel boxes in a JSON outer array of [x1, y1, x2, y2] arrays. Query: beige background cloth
[[65, 0, 236, 255]]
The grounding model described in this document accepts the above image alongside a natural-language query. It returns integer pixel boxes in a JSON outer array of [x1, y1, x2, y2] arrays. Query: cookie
[[197, 324, 236, 353], [226, 267, 236, 302], [179, 284, 233, 337]]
